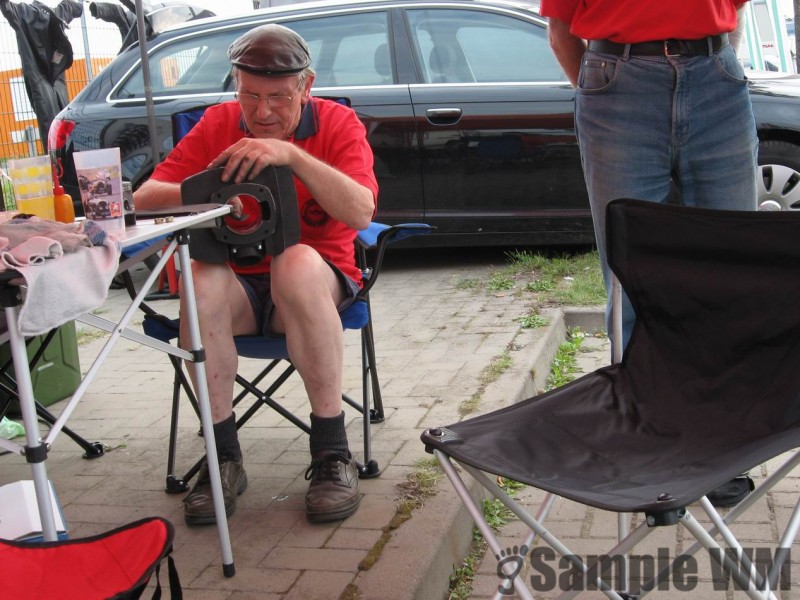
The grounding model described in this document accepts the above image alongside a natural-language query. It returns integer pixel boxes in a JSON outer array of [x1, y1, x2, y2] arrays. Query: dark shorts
[[237, 261, 360, 337]]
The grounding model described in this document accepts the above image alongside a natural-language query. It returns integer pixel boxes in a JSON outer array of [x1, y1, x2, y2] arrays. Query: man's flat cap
[[228, 24, 311, 76]]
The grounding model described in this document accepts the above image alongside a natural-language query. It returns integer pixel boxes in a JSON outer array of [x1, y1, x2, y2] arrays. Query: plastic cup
[[72, 148, 124, 234], [8, 156, 54, 219], [18, 196, 56, 220]]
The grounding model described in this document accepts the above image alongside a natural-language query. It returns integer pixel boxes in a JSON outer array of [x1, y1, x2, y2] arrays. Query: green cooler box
[[0, 321, 82, 408]]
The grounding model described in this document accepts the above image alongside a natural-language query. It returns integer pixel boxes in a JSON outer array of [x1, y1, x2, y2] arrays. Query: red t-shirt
[[539, 0, 744, 44], [151, 98, 378, 284]]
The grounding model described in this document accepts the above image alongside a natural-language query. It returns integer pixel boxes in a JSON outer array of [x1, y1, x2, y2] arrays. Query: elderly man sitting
[[135, 24, 378, 525]]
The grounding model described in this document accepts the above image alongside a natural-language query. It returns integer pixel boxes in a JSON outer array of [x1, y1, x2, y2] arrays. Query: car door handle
[[426, 108, 462, 125]]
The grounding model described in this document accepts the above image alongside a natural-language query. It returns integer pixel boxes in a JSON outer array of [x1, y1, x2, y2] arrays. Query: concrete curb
[[356, 307, 604, 600], [564, 305, 606, 335]]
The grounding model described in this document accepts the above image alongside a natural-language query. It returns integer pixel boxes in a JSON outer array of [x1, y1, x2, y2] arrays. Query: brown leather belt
[[588, 34, 728, 57]]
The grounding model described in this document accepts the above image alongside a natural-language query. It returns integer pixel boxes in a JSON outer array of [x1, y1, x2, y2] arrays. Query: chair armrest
[[356, 222, 433, 250], [356, 223, 435, 296]]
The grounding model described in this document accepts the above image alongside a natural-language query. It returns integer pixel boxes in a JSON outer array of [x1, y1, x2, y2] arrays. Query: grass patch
[[396, 457, 444, 514], [480, 351, 512, 386], [357, 458, 445, 575], [338, 584, 362, 600], [448, 477, 526, 600], [487, 271, 515, 291], [460, 351, 513, 416], [448, 543, 485, 600], [462, 249, 604, 308], [454, 277, 481, 290], [508, 249, 605, 307], [546, 328, 586, 390], [76, 329, 108, 346], [518, 313, 548, 329]]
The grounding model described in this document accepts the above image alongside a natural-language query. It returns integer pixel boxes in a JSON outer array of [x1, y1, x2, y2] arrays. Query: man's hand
[[210, 134, 374, 230], [208, 138, 295, 184]]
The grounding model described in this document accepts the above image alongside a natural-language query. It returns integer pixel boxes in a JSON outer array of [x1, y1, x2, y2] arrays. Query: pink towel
[[0, 217, 122, 336], [10, 238, 121, 336], [2, 236, 64, 266]]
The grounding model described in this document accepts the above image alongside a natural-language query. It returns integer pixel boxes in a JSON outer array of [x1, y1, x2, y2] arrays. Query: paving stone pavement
[[0, 248, 573, 600], [4, 247, 799, 600]]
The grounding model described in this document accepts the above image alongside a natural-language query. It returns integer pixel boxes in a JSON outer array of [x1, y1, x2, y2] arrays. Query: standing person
[[541, 0, 758, 507], [135, 24, 378, 525], [730, 4, 749, 55]]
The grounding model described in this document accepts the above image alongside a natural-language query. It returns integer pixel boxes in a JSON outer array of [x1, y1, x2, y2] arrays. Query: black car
[[49, 0, 800, 247]]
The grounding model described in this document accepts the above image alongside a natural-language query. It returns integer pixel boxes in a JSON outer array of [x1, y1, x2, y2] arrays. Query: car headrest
[[374, 43, 391, 78]]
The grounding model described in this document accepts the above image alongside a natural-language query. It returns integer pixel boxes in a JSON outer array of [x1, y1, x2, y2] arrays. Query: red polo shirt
[[151, 97, 378, 283], [539, 0, 744, 44]]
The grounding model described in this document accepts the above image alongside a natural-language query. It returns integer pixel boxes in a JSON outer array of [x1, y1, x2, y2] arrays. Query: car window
[[116, 28, 242, 98], [116, 11, 391, 99], [406, 8, 565, 83], [285, 12, 391, 87]]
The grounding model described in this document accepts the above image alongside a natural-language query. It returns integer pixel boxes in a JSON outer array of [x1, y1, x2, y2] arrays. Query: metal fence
[[0, 4, 122, 162], [0, 3, 124, 209]]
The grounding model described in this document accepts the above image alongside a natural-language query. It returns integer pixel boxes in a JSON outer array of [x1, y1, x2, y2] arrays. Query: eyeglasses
[[234, 91, 294, 108]]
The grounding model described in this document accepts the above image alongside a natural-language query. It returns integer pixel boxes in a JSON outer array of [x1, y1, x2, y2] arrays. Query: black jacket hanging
[[0, 0, 83, 149]]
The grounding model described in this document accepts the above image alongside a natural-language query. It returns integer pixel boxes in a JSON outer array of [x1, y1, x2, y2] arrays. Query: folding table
[[0, 205, 240, 576]]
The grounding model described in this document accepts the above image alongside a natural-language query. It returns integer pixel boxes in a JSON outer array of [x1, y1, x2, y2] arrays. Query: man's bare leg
[[270, 244, 361, 522], [178, 261, 256, 525]]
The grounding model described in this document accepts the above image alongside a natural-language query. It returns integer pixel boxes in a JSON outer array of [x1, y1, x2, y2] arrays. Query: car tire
[[757, 140, 800, 211]]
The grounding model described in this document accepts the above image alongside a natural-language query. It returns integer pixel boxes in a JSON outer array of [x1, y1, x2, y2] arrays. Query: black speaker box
[[180, 166, 300, 265]]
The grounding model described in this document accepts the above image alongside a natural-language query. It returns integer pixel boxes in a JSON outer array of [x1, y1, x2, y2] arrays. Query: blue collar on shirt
[[238, 97, 319, 140]]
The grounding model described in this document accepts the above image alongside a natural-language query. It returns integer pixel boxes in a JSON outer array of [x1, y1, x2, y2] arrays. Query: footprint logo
[[496, 544, 529, 596]]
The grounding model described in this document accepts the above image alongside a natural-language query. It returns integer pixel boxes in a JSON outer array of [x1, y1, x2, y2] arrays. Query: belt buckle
[[664, 40, 679, 57]]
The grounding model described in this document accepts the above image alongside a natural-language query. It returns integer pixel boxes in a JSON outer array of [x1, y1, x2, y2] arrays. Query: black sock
[[309, 411, 349, 457], [213, 413, 241, 462]]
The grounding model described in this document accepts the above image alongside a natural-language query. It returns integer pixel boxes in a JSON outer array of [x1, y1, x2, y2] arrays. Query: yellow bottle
[[53, 184, 74, 224]]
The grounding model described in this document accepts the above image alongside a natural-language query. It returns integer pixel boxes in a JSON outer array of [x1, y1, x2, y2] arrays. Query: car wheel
[[757, 140, 800, 211]]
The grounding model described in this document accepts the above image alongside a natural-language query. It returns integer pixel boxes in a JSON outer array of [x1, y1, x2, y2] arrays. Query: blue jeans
[[575, 44, 757, 355]]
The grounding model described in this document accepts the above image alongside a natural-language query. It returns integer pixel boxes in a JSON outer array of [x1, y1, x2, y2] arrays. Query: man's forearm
[[548, 16, 586, 88], [134, 178, 182, 210], [289, 147, 375, 231]]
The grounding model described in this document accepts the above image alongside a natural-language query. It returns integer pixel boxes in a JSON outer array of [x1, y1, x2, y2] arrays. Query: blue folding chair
[[135, 163, 432, 491], [116, 106, 212, 299], [142, 220, 431, 492]]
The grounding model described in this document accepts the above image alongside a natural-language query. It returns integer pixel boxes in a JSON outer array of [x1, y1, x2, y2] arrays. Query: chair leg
[[357, 326, 381, 478], [166, 340, 386, 488], [145, 249, 179, 301], [34, 402, 105, 459], [169, 360, 309, 491], [0, 335, 104, 459], [364, 307, 384, 423], [165, 356, 201, 494], [234, 362, 309, 433]]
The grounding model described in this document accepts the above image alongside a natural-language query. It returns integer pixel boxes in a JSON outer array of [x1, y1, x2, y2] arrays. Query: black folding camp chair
[[134, 165, 432, 492], [422, 199, 800, 599]]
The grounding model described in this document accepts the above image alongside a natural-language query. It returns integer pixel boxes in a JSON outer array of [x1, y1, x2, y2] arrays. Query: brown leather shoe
[[184, 457, 248, 526], [304, 451, 361, 523]]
